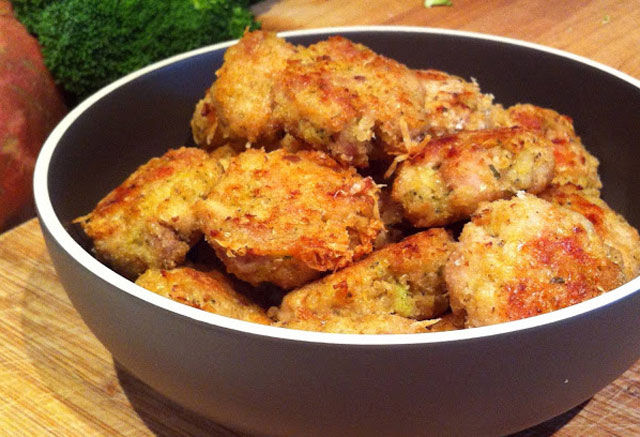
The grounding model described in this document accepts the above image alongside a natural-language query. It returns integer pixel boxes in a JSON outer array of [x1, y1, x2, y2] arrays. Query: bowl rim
[[34, 25, 640, 346]]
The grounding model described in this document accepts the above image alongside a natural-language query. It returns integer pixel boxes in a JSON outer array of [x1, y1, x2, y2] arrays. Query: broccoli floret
[[33, 0, 259, 101], [10, 0, 60, 33]]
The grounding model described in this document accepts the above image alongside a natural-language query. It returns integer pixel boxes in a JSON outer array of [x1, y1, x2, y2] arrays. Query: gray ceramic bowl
[[34, 27, 640, 436]]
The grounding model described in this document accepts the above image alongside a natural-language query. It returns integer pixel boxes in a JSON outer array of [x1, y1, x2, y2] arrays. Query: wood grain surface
[[254, 0, 640, 78], [1, 0, 639, 435]]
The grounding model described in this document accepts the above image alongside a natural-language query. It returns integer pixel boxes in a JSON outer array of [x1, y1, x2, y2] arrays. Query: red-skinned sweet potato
[[0, 1, 66, 231]]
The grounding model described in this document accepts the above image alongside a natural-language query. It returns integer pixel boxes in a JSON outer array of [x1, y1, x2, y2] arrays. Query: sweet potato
[[0, 1, 66, 231]]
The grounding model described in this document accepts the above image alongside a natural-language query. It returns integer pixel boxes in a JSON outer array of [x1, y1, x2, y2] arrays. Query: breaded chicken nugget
[[445, 194, 626, 328], [76, 146, 234, 279], [136, 267, 271, 324], [273, 229, 455, 333], [540, 184, 640, 281], [191, 31, 297, 149], [192, 31, 500, 167], [392, 128, 555, 227], [272, 37, 498, 167], [498, 104, 601, 192], [196, 148, 383, 289]]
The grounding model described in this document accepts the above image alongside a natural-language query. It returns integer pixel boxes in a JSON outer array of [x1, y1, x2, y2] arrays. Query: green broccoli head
[[34, 0, 259, 101], [10, 0, 60, 33]]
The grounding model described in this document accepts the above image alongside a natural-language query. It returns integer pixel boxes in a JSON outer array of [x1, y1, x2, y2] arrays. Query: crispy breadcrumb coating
[[416, 69, 498, 138], [541, 184, 640, 281], [274, 313, 444, 335], [272, 37, 499, 166], [192, 31, 500, 167], [191, 31, 297, 150], [445, 194, 626, 327], [498, 104, 601, 192], [136, 267, 272, 324], [273, 229, 455, 333], [392, 128, 555, 227], [76, 146, 234, 279], [196, 148, 383, 289]]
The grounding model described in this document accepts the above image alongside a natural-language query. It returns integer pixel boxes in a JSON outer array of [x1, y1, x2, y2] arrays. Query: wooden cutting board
[[254, 0, 640, 78], [2, 0, 640, 435]]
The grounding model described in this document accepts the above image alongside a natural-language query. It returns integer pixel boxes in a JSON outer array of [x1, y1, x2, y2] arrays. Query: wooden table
[[2, 0, 639, 435]]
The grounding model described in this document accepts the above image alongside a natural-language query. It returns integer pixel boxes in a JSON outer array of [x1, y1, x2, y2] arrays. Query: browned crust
[[540, 183, 640, 281], [445, 194, 626, 327], [499, 104, 601, 192], [136, 267, 272, 324], [196, 148, 383, 288], [192, 31, 500, 168], [392, 127, 555, 227], [76, 146, 233, 279], [274, 229, 455, 333]]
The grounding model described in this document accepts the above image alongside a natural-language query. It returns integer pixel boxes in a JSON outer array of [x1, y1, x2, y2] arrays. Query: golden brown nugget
[[445, 194, 626, 328], [192, 31, 500, 167], [499, 104, 601, 192], [196, 148, 383, 289], [76, 146, 234, 279], [272, 37, 498, 166], [191, 31, 297, 149], [136, 267, 272, 324], [392, 128, 555, 227], [273, 229, 455, 333], [540, 184, 640, 281]]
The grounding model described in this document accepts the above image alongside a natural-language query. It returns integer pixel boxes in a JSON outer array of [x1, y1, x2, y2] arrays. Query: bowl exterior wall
[[41, 222, 640, 436]]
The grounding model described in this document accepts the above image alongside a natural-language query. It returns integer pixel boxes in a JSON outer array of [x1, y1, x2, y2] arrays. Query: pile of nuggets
[[77, 31, 640, 333]]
